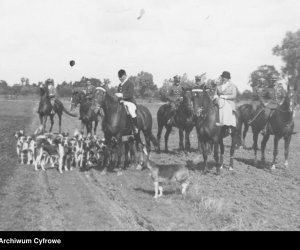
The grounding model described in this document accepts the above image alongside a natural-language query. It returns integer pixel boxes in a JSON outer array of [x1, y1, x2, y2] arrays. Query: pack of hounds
[[14, 128, 108, 174], [14, 128, 190, 199]]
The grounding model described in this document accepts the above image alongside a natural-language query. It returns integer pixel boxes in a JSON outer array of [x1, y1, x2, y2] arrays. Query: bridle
[[192, 88, 215, 118]]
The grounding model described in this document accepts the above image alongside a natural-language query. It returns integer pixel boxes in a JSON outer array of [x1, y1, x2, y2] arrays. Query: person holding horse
[[214, 71, 238, 134], [115, 69, 139, 135], [167, 75, 184, 125]]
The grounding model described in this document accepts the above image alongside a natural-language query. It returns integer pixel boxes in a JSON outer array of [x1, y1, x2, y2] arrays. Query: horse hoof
[[100, 171, 107, 175], [284, 161, 289, 169], [271, 165, 276, 170], [136, 164, 142, 170], [117, 171, 123, 176], [229, 167, 234, 171], [220, 165, 224, 170]]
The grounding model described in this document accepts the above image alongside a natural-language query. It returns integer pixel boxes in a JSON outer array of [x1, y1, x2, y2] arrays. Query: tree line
[[1, 28, 299, 102]]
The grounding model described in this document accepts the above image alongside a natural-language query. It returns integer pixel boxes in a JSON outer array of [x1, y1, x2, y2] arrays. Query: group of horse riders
[[40, 70, 140, 136], [40, 69, 287, 138], [166, 70, 287, 135]]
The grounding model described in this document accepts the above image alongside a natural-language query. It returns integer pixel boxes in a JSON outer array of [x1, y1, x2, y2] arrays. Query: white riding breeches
[[122, 101, 137, 118]]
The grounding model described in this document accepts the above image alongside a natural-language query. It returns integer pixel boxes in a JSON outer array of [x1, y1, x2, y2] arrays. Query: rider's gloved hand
[[115, 93, 123, 98]]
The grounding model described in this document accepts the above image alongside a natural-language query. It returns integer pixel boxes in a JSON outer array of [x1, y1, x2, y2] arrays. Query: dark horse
[[70, 90, 99, 135], [250, 85, 297, 170], [192, 89, 242, 174], [95, 89, 158, 173], [157, 89, 195, 153], [237, 101, 262, 149], [38, 86, 77, 133]]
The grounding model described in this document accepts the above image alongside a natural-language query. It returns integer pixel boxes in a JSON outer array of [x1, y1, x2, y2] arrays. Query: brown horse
[[156, 89, 195, 153], [37, 86, 77, 133], [95, 88, 158, 174], [236, 101, 262, 149], [250, 85, 297, 170], [192, 88, 242, 174]]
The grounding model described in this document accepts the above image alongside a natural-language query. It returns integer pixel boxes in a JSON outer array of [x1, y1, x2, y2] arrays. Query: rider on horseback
[[214, 71, 238, 134], [79, 80, 102, 121], [167, 75, 183, 125], [249, 78, 286, 135], [115, 69, 139, 135], [41, 78, 56, 115]]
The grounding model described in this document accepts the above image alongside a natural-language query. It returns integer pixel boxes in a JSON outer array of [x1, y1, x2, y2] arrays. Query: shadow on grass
[[234, 157, 270, 171], [185, 159, 220, 175], [134, 187, 177, 197]]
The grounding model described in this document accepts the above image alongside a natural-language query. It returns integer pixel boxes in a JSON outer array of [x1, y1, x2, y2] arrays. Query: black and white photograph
[[0, 0, 300, 234]]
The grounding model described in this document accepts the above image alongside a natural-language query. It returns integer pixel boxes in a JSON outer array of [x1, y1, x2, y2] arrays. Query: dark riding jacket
[[117, 79, 136, 104], [169, 85, 183, 100]]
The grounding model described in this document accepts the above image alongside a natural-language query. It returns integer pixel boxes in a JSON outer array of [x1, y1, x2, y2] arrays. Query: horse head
[[94, 87, 107, 106], [182, 88, 194, 114], [70, 91, 81, 111], [192, 88, 212, 118], [39, 85, 49, 99]]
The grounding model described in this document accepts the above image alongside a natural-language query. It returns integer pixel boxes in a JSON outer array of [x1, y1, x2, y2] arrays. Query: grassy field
[[0, 99, 300, 231]]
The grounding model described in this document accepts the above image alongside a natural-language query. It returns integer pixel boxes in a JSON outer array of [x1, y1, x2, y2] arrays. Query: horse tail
[[55, 99, 78, 117], [149, 132, 159, 149], [62, 105, 78, 117]]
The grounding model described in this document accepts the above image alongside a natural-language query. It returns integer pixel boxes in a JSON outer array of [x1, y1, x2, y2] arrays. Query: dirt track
[[0, 100, 300, 231]]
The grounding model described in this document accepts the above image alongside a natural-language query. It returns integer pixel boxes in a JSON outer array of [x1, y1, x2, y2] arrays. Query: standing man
[[167, 75, 183, 125], [215, 71, 238, 134], [115, 69, 139, 135]]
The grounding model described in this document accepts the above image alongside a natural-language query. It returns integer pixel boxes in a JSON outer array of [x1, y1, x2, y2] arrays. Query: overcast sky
[[0, 0, 300, 91]]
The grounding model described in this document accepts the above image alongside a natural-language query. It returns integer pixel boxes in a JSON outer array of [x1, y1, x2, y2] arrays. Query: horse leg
[[87, 122, 92, 137], [39, 114, 44, 132], [261, 133, 270, 169], [229, 134, 237, 171], [116, 141, 124, 176], [196, 129, 203, 154], [123, 142, 129, 169], [253, 131, 259, 166], [179, 128, 184, 151], [213, 141, 220, 175], [201, 142, 208, 174], [271, 135, 280, 170], [43, 116, 48, 133], [242, 123, 249, 149], [283, 135, 292, 169], [157, 125, 163, 154], [185, 129, 191, 153], [94, 120, 98, 135], [219, 138, 225, 170], [144, 133, 151, 155], [164, 126, 172, 153], [58, 114, 62, 134], [80, 121, 85, 135], [49, 115, 54, 133]]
